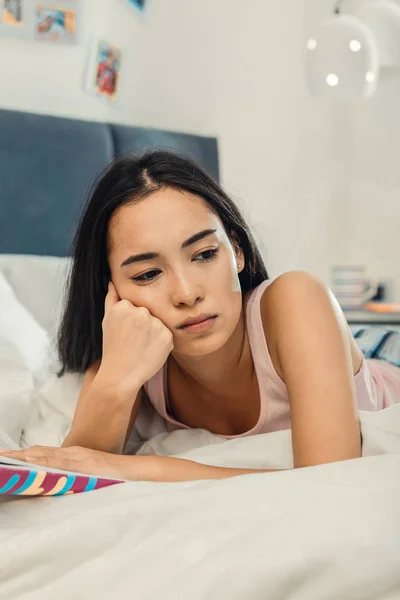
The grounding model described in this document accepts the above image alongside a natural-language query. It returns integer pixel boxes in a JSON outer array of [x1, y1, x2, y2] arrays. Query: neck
[[169, 300, 253, 399]]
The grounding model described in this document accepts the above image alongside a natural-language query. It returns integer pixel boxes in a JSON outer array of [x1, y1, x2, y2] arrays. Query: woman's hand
[[99, 281, 174, 392], [0, 445, 144, 481]]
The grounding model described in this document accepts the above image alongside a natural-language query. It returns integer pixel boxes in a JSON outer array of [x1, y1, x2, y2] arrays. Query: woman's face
[[107, 187, 245, 356]]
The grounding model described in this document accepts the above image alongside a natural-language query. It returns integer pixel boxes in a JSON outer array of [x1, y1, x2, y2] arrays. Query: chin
[[172, 329, 232, 357]]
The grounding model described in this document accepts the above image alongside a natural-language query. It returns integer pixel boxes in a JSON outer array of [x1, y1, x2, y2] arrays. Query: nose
[[169, 270, 204, 307]]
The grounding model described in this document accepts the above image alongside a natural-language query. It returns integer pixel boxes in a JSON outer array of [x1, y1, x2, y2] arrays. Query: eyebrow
[[120, 228, 218, 268]]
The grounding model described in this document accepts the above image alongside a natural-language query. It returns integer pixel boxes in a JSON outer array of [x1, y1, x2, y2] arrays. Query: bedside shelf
[[344, 309, 400, 328]]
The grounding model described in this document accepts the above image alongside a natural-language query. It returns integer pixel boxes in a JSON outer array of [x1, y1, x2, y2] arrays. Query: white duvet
[[1, 382, 400, 600], [1, 256, 400, 599]]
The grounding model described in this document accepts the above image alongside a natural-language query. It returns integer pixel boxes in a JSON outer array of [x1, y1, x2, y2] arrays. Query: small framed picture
[[2, 0, 24, 27], [0, 0, 31, 38], [35, 2, 79, 43], [85, 37, 124, 104]]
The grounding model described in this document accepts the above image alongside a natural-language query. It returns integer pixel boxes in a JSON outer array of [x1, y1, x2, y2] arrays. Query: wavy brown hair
[[57, 150, 269, 376]]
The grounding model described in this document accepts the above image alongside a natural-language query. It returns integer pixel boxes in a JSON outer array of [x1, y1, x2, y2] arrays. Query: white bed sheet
[[1, 398, 400, 600], [1, 255, 400, 599]]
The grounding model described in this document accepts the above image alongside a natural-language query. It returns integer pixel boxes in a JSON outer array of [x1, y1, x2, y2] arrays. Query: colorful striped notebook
[[0, 455, 125, 497]]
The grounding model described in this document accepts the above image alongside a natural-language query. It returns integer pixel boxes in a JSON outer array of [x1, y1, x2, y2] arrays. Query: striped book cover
[[0, 455, 125, 496]]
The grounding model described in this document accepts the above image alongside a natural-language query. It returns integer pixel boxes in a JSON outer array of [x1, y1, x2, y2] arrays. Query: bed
[[0, 108, 400, 600]]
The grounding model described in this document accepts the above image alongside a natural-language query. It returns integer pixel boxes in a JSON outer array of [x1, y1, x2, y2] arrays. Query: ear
[[230, 231, 240, 249], [230, 231, 245, 270]]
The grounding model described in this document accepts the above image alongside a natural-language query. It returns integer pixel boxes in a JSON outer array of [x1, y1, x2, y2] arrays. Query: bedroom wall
[[0, 0, 398, 299], [0, 0, 145, 123], [303, 0, 400, 301], [131, 0, 400, 298]]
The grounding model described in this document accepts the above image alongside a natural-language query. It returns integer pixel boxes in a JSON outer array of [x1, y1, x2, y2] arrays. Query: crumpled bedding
[[1, 400, 400, 600]]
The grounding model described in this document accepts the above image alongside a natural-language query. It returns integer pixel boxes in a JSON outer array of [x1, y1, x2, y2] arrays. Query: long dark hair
[[57, 150, 269, 376]]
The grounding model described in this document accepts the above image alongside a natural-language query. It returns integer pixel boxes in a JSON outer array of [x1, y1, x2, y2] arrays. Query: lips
[[180, 316, 217, 332], [178, 314, 217, 328]]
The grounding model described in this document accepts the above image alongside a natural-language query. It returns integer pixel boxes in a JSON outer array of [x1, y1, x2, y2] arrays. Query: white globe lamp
[[305, 0, 400, 100]]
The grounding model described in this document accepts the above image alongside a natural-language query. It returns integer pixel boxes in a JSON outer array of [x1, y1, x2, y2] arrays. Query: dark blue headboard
[[0, 109, 219, 257]]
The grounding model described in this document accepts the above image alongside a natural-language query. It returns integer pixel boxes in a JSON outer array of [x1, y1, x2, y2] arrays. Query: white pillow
[[0, 254, 71, 340], [0, 334, 33, 448], [0, 271, 49, 374], [21, 355, 83, 449], [0, 257, 87, 448]]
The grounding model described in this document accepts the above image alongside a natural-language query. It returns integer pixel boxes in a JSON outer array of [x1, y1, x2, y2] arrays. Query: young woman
[[2, 150, 399, 481]]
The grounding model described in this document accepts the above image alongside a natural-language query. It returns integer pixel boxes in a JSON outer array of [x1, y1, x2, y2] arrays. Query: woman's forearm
[[143, 456, 279, 482], [62, 377, 139, 454]]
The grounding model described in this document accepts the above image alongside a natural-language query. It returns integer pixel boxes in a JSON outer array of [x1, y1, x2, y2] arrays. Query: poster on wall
[[34, 0, 80, 44], [0, 0, 80, 41], [84, 36, 125, 105], [0, 0, 30, 38], [3, 0, 24, 26]]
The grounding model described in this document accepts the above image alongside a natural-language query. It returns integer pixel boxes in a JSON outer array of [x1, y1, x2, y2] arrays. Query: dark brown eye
[[132, 270, 159, 282], [131, 249, 218, 284], [195, 249, 219, 262]]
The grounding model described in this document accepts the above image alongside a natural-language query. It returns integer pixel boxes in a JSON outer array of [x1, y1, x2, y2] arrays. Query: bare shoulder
[[263, 269, 325, 300], [260, 271, 362, 377], [261, 269, 340, 311], [260, 271, 329, 329]]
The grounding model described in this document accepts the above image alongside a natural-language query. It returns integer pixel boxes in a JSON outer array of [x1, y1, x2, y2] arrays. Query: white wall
[[0, 0, 147, 123], [0, 0, 398, 298], [344, 71, 400, 299], [303, 0, 400, 300]]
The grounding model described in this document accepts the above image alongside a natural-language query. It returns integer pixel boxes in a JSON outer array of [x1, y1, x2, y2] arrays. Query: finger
[[0, 450, 28, 459], [0, 447, 88, 477], [104, 280, 121, 315], [23, 454, 121, 479], [0, 446, 62, 461], [1, 448, 124, 479], [22, 455, 80, 473]]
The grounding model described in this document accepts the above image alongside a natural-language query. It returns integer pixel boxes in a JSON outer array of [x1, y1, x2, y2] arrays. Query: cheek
[[114, 280, 165, 318], [217, 261, 242, 295], [111, 277, 141, 306]]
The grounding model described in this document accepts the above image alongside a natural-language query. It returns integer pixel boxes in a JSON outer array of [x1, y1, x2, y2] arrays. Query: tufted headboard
[[0, 108, 219, 257]]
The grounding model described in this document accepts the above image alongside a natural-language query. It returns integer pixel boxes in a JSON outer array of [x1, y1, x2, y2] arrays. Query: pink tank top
[[143, 279, 400, 439]]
